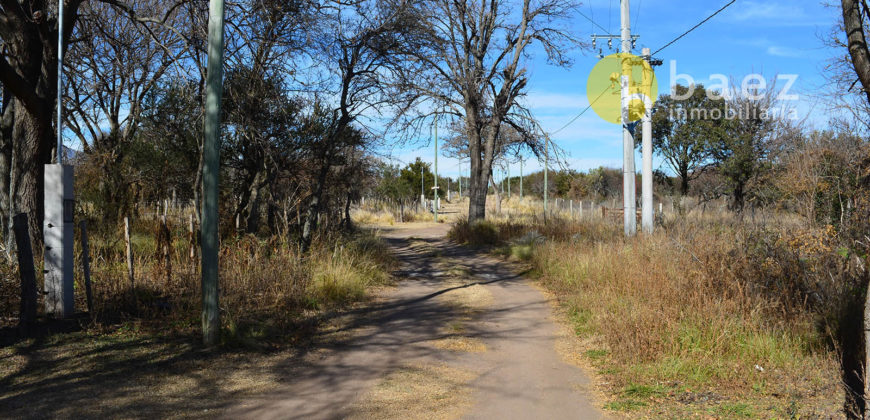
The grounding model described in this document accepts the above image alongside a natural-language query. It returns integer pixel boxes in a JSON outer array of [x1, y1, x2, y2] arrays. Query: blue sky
[[382, 0, 842, 180]]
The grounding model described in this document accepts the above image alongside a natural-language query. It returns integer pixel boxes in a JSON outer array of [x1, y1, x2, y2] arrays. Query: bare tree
[[64, 0, 190, 221], [298, 0, 417, 252], [220, 0, 310, 234], [394, 0, 580, 221]]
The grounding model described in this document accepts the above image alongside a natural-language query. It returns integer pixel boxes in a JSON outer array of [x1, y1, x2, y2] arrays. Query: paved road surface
[[225, 223, 603, 419]]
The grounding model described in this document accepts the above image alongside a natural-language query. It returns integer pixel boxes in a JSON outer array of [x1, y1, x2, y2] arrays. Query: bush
[[447, 219, 501, 246], [500, 216, 844, 417]]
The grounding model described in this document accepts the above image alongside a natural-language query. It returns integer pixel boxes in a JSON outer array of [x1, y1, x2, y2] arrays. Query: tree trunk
[[490, 175, 501, 216], [466, 118, 494, 222], [467, 173, 489, 222], [245, 183, 262, 235], [0, 98, 14, 254], [301, 158, 331, 253], [843, 0, 870, 105], [12, 102, 52, 250], [13, 213, 37, 335], [841, 5, 870, 414], [864, 280, 870, 419], [732, 182, 746, 215], [679, 169, 690, 196], [193, 141, 204, 225], [342, 191, 352, 230]]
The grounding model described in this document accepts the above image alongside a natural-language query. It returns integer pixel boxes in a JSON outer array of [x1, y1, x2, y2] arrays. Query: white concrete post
[[44, 164, 74, 318], [641, 47, 654, 234]]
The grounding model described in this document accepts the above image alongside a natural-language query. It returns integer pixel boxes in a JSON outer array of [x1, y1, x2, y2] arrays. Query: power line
[[633, 0, 642, 33], [608, 0, 613, 34], [579, 10, 611, 35], [550, 87, 610, 135], [651, 0, 736, 56], [588, 1, 595, 34]]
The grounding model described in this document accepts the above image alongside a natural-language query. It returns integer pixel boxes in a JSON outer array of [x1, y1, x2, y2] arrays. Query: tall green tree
[[711, 89, 777, 213], [647, 84, 725, 197]]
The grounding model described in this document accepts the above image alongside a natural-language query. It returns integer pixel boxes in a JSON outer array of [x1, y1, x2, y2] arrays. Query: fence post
[[13, 214, 37, 334], [124, 216, 135, 292], [189, 214, 196, 261], [159, 215, 172, 286], [79, 220, 94, 316]]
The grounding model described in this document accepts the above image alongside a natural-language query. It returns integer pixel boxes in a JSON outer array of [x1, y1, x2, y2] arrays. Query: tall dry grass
[[449, 209, 847, 416], [1, 215, 395, 345]]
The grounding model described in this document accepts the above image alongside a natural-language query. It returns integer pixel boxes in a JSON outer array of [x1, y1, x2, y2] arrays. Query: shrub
[[447, 219, 500, 246]]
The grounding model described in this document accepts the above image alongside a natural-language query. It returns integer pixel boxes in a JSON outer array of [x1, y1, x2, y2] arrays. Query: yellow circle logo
[[586, 53, 658, 124]]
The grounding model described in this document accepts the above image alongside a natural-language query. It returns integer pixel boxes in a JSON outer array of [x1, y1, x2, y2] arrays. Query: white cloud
[[725, 1, 830, 26], [765, 46, 803, 58]]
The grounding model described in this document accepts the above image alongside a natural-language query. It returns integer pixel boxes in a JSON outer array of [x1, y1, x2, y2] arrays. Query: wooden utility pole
[[202, 0, 227, 347]]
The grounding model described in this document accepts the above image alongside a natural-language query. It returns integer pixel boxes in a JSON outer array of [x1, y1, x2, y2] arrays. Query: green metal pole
[[201, 0, 226, 347], [434, 113, 438, 223]]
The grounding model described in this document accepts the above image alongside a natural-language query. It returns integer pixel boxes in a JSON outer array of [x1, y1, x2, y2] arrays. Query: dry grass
[[424, 263, 491, 354], [352, 200, 445, 226], [531, 230, 841, 417], [429, 335, 487, 353], [0, 331, 299, 418], [347, 363, 478, 420], [450, 198, 846, 418], [0, 216, 399, 417], [436, 280, 494, 313]]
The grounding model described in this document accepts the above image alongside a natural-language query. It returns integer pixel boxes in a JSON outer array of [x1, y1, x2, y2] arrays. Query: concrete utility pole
[[641, 46, 654, 234], [447, 178, 451, 201], [56, 0, 64, 164], [458, 163, 462, 198], [620, 0, 637, 237], [201, 0, 226, 346], [434, 113, 439, 223], [43, 0, 75, 319]]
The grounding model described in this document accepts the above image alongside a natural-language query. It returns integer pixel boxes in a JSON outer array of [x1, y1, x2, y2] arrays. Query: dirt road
[[226, 223, 603, 419]]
